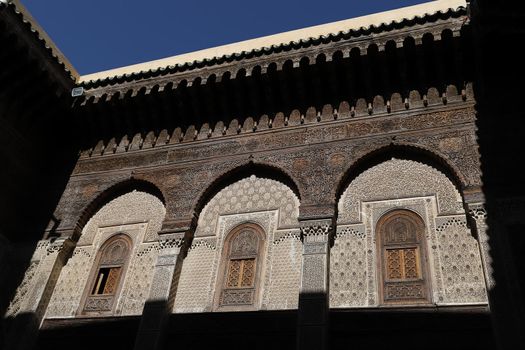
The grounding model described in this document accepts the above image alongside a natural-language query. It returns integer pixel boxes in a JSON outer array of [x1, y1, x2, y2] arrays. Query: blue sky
[[22, 0, 431, 75]]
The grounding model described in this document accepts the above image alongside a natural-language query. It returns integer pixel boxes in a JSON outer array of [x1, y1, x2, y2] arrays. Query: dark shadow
[[167, 310, 297, 350], [36, 315, 141, 350], [297, 292, 329, 350], [32, 303, 494, 350], [330, 306, 495, 350], [0, 6, 78, 348], [468, 0, 525, 348]]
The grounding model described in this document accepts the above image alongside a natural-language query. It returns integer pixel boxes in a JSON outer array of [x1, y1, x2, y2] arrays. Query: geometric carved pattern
[[46, 192, 164, 318], [435, 216, 488, 303], [386, 249, 403, 279], [384, 218, 418, 244], [100, 239, 129, 265], [384, 283, 425, 301], [230, 230, 259, 257], [6, 260, 40, 316], [83, 296, 113, 311], [338, 159, 463, 224], [386, 248, 420, 280], [220, 289, 255, 306], [266, 235, 301, 310], [403, 248, 419, 279], [225, 258, 257, 289], [378, 210, 429, 304], [226, 260, 242, 287], [196, 175, 300, 237], [330, 225, 368, 307], [174, 177, 300, 313], [102, 267, 122, 294]]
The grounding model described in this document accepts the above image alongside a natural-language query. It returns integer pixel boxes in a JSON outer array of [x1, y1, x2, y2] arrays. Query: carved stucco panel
[[174, 176, 300, 312], [173, 243, 217, 313], [265, 230, 301, 310], [301, 254, 327, 293], [78, 190, 165, 245], [434, 216, 487, 304], [195, 175, 300, 237], [46, 246, 95, 317], [46, 191, 164, 318], [330, 225, 368, 308], [335, 155, 486, 308], [120, 243, 159, 315], [338, 159, 463, 224], [6, 241, 49, 317]]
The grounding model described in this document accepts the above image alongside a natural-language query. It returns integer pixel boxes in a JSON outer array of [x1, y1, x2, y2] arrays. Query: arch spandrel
[[195, 175, 300, 237], [49, 177, 167, 240], [46, 188, 167, 318], [174, 173, 302, 313], [337, 158, 463, 224], [334, 143, 469, 207], [184, 161, 303, 224], [78, 190, 166, 245]]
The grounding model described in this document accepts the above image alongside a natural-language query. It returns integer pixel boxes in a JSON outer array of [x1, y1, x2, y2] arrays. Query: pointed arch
[[73, 178, 166, 241], [193, 162, 302, 219], [335, 143, 467, 206]]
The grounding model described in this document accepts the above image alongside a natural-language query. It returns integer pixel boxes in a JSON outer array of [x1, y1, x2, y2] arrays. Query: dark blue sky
[[22, 0, 431, 75]]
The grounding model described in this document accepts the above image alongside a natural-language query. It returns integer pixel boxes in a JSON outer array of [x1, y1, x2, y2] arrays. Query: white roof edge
[[80, 0, 466, 83]]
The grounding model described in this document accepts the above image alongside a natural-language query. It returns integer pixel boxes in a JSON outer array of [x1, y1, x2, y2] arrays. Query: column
[[467, 203, 494, 291], [297, 219, 332, 350], [133, 233, 187, 350]]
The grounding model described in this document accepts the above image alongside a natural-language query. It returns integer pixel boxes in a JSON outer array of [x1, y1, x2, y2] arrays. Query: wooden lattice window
[[377, 210, 431, 305], [82, 234, 131, 314], [216, 223, 265, 309]]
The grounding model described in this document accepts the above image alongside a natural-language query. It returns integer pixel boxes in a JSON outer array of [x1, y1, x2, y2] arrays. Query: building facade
[[1, 0, 524, 349]]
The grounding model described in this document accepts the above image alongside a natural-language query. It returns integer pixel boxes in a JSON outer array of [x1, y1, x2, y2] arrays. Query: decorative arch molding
[[334, 143, 467, 207], [192, 161, 302, 220], [73, 178, 166, 242]]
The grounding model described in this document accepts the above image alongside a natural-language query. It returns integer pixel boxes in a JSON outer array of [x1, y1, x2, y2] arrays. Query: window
[[82, 234, 131, 314], [377, 210, 430, 305], [216, 223, 265, 309]]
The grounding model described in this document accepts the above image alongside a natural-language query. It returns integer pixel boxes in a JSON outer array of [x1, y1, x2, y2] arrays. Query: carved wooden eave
[[78, 4, 468, 99], [72, 3, 474, 156]]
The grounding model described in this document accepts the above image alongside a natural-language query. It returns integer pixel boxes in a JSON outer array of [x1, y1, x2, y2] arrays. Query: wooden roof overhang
[[0, 1, 77, 138], [73, 6, 474, 155]]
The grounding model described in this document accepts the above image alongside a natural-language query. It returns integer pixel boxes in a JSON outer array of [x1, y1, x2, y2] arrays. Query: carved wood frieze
[[51, 104, 480, 238]]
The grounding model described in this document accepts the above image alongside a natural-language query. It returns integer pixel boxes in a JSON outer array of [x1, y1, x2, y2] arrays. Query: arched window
[[216, 223, 265, 310], [376, 210, 431, 305], [82, 234, 131, 314]]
